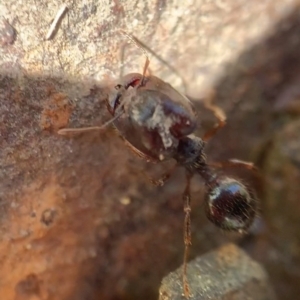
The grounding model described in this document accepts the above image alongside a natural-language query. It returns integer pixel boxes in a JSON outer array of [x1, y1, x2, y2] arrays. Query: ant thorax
[[174, 135, 206, 169]]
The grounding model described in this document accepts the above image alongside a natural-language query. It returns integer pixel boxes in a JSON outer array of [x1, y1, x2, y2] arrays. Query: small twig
[[45, 4, 68, 40]]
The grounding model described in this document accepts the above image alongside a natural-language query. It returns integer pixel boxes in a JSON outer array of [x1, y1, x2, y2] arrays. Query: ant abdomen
[[204, 177, 256, 232]]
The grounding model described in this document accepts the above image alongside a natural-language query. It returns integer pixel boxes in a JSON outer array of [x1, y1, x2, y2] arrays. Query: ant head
[[107, 73, 143, 114], [204, 177, 256, 232]]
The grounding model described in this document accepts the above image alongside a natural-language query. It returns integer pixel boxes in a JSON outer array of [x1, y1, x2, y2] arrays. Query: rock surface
[[159, 243, 276, 300], [1, 1, 300, 300]]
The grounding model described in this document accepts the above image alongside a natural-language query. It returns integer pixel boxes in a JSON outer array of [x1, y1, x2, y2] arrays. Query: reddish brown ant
[[58, 33, 257, 298]]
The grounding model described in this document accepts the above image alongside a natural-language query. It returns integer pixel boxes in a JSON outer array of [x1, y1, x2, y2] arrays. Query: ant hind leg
[[182, 171, 193, 298], [209, 159, 257, 171]]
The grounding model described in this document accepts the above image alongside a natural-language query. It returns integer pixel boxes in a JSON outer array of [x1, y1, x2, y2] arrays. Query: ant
[[58, 32, 257, 298]]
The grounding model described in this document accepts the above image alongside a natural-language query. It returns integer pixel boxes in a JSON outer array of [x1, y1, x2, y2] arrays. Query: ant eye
[[127, 78, 140, 88], [115, 84, 122, 90], [204, 177, 256, 232]]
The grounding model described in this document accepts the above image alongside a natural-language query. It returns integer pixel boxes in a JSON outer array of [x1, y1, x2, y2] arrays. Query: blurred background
[[1, 0, 300, 299]]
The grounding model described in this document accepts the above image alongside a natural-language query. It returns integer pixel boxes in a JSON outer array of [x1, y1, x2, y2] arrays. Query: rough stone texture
[[0, 0, 297, 92], [1, 1, 300, 300], [159, 243, 276, 300]]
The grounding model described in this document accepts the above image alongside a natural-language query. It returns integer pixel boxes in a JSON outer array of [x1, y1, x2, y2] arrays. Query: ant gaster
[[58, 33, 257, 298]]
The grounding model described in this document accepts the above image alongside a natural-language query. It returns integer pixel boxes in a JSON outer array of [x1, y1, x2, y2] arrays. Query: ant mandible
[[58, 32, 257, 298]]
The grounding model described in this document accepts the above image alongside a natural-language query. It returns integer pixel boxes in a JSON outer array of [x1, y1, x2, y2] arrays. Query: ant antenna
[[130, 35, 188, 92], [57, 110, 123, 135], [119, 30, 150, 86]]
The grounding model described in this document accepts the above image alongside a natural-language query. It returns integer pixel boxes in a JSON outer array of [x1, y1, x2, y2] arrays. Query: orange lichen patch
[[14, 273, 45, 300], [0, 163, 118, 300], [40, 92, 73, 132], [0, 177, 77, 300]]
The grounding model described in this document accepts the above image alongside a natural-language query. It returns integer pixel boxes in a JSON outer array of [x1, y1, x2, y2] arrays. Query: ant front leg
[[57, 110, 124, 136], [182, 171, 193, 298], [57, 126, 104, 135], [202, 90, 226, 141]]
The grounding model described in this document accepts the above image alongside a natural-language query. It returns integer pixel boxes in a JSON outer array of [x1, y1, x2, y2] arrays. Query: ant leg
[[182, 171, 193, 298], [202, 90, 227, 141], [57, 110, 124, 136], [57, 126, 105, 135], [123, 158, 177, 187], [209, 159, 257, 171], [144, 163, 177, 186]]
